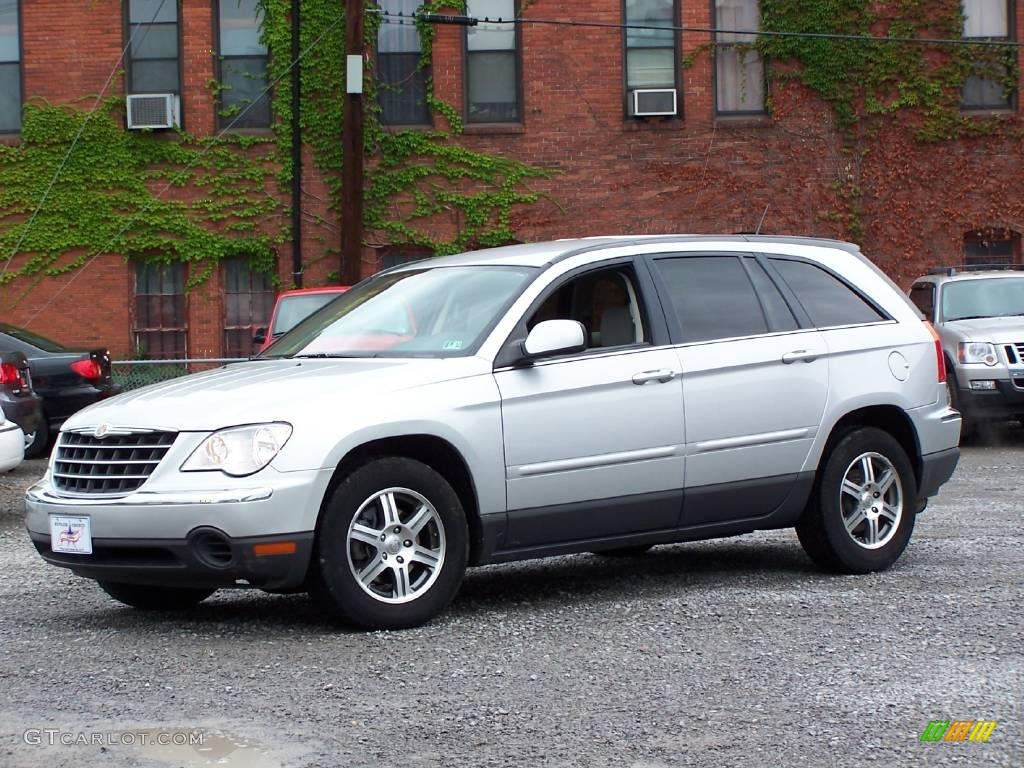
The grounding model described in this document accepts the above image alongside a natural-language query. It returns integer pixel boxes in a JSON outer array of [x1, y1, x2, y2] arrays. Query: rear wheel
[[98, 581, 215, 610], [311, 457, 468, 630], [797, 427, 917, 574]]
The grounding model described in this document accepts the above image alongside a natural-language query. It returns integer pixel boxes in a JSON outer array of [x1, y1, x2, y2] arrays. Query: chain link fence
[[112, 358, 247, 392]]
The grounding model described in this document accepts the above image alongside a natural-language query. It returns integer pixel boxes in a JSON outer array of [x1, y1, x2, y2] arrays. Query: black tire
[[592, 545, 654, 557], [23, 418, 50, 459], [311, 457, 468, 630], [97, 581, 215, 610], [797, 427, 917, 574]]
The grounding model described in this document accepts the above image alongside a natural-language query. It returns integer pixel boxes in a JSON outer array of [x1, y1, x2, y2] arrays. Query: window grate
[[53, 431, 177, 496]]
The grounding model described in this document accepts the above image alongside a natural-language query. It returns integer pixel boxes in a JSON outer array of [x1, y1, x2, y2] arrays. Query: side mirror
[[523, 320, 587, 359], [253, 327, 267, 345]]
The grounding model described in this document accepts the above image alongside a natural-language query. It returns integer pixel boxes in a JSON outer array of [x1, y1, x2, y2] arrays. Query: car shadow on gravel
[[452, 538, 819, 611], [42, 537, 822, 634]]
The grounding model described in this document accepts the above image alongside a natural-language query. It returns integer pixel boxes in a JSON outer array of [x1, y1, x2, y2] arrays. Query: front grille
[[1012, 343, 1024, 365], [53, 430, 177, 495]]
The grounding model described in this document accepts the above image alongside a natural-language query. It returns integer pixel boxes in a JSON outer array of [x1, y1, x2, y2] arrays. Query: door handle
[[632, 369, 677, 385], [781, 350, 819, 365]]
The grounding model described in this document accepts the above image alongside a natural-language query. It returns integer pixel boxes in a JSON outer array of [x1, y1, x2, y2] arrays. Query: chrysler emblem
[[94, 423, 111, 438]]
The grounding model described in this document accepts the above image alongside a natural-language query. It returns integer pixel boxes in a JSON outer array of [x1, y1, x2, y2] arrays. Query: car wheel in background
[[797, 427, 917, 574], [98, 582, 216, 609], [23, 419, 49, 459], [311, 457, 468, 630]]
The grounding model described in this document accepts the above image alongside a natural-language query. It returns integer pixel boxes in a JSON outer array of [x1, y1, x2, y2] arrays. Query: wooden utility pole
[[340, 0, 364, 286]]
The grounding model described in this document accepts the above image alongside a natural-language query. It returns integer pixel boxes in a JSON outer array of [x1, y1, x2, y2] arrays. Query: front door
[[494, 263, 686, 550]]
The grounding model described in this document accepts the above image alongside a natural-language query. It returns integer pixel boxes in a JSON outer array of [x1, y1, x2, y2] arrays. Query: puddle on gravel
[[123, 728, 281, 768]]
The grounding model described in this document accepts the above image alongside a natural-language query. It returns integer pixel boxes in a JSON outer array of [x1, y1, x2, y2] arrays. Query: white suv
[[27, 236, 961, 629]]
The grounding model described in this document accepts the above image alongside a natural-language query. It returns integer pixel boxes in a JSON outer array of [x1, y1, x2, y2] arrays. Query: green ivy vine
[[757, 0, 1018, 140], [0, 0, 550, 300], [0, 100, 281, 289]]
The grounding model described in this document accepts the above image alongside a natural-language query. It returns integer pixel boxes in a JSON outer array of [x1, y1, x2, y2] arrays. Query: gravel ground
[[0, 433, 1021, 768]]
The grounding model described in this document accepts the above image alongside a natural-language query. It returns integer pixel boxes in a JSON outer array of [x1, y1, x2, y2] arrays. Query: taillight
[[0, 363, 20, 385], [924, 321, 946, 383], [71, 359, 102, 381]]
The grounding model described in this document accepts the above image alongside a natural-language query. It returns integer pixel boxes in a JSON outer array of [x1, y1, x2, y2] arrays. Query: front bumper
[[28, 529, 314, 591], [954, 378, 1024, 419], [25, 465, 334, 591]]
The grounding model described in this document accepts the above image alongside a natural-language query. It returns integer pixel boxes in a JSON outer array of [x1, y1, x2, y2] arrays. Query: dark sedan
[[0, 324, 119, 457], [0, 350, 43, 453]]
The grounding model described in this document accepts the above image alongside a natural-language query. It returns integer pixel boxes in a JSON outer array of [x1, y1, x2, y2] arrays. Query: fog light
[[970, 380, 997, 390]]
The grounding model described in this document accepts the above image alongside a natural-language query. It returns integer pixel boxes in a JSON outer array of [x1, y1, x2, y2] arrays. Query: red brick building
[[2, 0, 1024, 359]]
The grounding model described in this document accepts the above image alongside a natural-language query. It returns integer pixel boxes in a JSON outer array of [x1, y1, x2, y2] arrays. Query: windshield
[[271, 293, 344, 337], [941, 277, 1024, 321], [262, 265, 535, 358]]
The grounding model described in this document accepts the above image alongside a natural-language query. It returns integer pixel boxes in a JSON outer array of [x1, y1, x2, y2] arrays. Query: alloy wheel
[[839, 451, 903, 550], [345, 487, 446, 604]]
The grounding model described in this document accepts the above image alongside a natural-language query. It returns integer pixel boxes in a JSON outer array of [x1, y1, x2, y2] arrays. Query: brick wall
[[4, 1, 1024, 358]]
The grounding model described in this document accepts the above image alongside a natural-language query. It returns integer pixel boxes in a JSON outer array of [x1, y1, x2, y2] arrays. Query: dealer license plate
[[50, 515, 92, 555]]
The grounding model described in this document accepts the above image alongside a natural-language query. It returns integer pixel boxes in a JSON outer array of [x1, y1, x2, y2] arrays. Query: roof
[[389, 235, 862, 271], [915, 268, 1024, 284]]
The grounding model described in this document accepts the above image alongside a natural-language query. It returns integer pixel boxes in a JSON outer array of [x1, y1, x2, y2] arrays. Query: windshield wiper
[[290, 352, 376, 359], [947, 315, 994, 321]]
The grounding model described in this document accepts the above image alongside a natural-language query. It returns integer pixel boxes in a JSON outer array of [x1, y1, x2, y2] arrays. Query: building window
[[126, 0, 180, 96], [624, 0, 678, 104], [217, 0, 270, 129], [0, 0, 20, 133], [961, 0, 1014, 110], [134, 262, 187, 359], [377, 0, 430, 125], [963, 228, 1021, 264], [715, 0, 766, 114], [465, 0, 520, 123], [223, 258, 275, 357]]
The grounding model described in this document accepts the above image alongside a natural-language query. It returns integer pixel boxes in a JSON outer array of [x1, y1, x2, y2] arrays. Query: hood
[[942, 316, 1024, 344], [65, 357, 487, 432]]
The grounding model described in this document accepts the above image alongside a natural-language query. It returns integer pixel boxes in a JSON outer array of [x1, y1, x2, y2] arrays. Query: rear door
[[647, 253, 829, 526]]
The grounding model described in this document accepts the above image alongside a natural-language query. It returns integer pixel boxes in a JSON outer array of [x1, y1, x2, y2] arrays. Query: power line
[[374, 9, 1021, 48], [0, 0, 171, 283], [22, 13, 346, 326]]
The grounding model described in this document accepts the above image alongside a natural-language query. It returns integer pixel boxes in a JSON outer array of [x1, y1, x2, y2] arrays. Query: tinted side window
[[909, 283, 935, 319], [744, 258, 799, 332], [654, 256, 768, 343], [771, 259, 886, 328]]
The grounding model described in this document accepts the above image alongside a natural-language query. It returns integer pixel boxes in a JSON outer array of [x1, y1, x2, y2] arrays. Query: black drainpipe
[[290, 0, 303, 288]]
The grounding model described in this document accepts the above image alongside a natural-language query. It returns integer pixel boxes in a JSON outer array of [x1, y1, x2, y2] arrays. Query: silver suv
[[910, 266, 1024, 436], [27, 236, 961, 629]]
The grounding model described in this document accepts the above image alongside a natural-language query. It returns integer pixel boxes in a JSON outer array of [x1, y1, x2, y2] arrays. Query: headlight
[[957, 342, 998, 366], [181, 423, 292, 476]]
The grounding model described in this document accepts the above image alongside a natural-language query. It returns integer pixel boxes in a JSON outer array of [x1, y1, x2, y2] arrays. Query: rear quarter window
[[770, 259, 887, 328]]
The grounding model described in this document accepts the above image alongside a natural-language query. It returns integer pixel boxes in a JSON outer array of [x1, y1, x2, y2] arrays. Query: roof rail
[[928, 263, 1024, 276]]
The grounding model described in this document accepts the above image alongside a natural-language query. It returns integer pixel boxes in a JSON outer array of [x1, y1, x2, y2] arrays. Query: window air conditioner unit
[[631, 88, 677, 117], [126, 94, 179, 130]]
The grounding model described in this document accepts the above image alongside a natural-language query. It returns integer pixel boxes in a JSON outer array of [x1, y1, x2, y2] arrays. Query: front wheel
[[98, 581, 215, 610], [797, 427, 917, 574], [311, 457, 468, 630]]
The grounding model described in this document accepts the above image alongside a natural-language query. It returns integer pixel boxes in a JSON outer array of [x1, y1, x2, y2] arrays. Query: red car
[[254, 286, 349, 353]]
